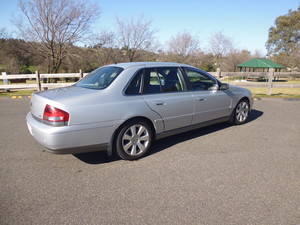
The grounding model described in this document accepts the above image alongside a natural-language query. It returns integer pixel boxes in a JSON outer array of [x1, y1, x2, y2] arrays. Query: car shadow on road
[[247, 108, 264, 123], [73, 109, 263, 164], [73, 151, 119, 165]]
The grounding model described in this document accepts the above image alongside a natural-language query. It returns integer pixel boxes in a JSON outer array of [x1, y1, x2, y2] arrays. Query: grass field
[[247, 87, 300, 98], [0, 89, 35, 97]]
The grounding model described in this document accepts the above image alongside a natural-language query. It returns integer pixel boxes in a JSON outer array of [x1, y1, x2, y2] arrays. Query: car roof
[[105, 62, 191, 69]]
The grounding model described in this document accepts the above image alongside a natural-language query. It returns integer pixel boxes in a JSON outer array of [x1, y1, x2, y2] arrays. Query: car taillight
[[43, 104, 69, 126]]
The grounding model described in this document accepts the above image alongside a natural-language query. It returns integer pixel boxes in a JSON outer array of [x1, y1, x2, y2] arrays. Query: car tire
[[115, 120, 153, 160], [230, 99, 250, 125]]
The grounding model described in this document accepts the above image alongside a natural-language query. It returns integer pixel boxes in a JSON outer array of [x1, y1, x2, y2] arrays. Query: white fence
[[0, 70, 88, 91], [210, 71, 300, 79]]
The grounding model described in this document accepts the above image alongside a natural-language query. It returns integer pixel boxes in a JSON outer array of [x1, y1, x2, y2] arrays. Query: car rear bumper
[[41, 143, 108, 154], [26, 112, 114, 154]]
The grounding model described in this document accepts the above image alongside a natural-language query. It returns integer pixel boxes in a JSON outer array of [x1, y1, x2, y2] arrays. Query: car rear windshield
[[75, 66, 124, 90]]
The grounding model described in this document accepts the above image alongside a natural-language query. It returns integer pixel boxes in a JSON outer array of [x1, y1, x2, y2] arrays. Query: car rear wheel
[[115, 120, 153, 160], [231, 99, 250, 125]]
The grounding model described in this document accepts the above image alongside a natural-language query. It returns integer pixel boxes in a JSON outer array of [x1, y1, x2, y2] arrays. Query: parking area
[[0, 97, 299, 225]]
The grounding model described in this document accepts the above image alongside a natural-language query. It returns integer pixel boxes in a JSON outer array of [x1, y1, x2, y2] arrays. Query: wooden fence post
[[36, 70, 41, 91], [79, 69, 83, 79], [217, 68, 221, 79], [267, 68, 274, 96], [2, 72, 10, 92]]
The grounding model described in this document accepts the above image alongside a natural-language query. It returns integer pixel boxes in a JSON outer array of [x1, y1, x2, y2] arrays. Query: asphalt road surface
[[0, 97, 299, 225]]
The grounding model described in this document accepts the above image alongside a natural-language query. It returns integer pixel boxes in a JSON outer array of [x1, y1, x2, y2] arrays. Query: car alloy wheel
[[234, 100, 249, 124], [116, 120, 152, 160]]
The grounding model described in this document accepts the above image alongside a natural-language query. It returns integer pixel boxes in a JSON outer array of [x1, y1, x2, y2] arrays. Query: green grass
[[247, 87, 300, 98], [221, 78, 300, 98], [0, 90, 35, 97]]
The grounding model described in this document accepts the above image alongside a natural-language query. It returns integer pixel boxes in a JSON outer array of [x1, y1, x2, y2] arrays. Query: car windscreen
[[75, 66, 124, 90]]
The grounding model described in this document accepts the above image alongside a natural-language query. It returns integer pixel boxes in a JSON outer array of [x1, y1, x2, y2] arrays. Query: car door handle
[[196, 98, 207, 102], [155, 101, 166, 106]]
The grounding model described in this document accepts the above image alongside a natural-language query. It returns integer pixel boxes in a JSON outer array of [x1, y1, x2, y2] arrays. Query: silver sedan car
[[26, 62, 253, 160]]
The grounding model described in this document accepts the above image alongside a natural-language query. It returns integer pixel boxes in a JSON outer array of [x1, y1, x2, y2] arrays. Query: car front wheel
[[231, 100, 250, 125], [115, 120, 153, 160]]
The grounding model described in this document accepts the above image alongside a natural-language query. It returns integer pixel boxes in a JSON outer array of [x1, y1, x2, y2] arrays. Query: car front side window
[[183, 68, 217, 91]]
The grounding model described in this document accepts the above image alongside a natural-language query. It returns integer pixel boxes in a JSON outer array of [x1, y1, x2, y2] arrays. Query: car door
[[183, 67, 232, 124], [142, 67, 194, 131]]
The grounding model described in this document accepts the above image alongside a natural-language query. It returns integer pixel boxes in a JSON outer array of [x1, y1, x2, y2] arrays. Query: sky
[[0, 0, 299, 56]]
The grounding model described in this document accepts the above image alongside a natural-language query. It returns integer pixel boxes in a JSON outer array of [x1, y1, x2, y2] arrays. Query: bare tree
[[93, 29, 121, 64], [14, 0, 100, 73], [223, 49, 252, 72], [208, 31, 234, 68], [96, 29, 116, 49], [166, 31, 201, 63], [115, 15, 157, 62], [0, 27, 9, 39]]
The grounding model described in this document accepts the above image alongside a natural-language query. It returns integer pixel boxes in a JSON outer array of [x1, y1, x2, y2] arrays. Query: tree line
[[0, 0, 299, 75]]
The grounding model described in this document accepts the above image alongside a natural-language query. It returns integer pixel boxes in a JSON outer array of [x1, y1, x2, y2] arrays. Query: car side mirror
[[220, 83, 229, 90], [209, 84, 219, 92]]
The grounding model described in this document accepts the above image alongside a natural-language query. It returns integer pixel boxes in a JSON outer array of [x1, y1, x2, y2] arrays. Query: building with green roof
[[237, 58, 284, 72]]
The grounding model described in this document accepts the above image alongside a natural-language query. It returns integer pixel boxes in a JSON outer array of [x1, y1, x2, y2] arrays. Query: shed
[[237, 58, 284, 72]]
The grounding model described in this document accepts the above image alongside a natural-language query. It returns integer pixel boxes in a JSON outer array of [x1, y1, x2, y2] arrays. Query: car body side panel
[[143, 92, 194, 131], [67, 95, 164, 132], [191, 90, 233, 124], [227, 86, 253, 110]]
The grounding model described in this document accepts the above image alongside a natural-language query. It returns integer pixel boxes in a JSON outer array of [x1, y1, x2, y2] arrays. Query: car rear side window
[[143, 67, 186, 94], [75, 66, 124, 90], [125, 69, 143, 95]]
